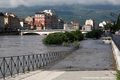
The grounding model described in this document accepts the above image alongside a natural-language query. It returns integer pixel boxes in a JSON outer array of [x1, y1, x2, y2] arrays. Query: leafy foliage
[[43, 32, 67, 45], [71, 30, 84, 41], [64, 31, 75, 42], [104, 23, 113, 30], [116, 70, 120, 80], [86, 29, 103, 39], [43, 30, 84, 45], [105, 14, 120, 33]]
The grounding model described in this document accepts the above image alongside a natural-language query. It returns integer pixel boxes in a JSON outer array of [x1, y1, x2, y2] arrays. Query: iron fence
[[0, 46, 78, 79]]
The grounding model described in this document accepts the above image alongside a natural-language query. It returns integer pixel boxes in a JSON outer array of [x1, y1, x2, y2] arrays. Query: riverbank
[[0, 32, 20, 35]]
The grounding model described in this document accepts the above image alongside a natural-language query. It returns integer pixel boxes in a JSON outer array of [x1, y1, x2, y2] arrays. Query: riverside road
[[6, 39, 116, 80]]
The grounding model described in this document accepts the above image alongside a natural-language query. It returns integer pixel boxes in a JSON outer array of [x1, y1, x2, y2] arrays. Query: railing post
[[32, 55, 35, 71], [27, 55, 30, 71], [44, 54, 47, 66], [10, 57, 13, 77], [39, 54, 42, 68], [16, 56, 20, 74], [3, 57, 6, 79], [22, 56, 25, 73], [36, 54, 39, 69]]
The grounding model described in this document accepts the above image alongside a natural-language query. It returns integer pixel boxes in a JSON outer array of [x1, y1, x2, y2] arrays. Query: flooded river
[[0, 35, 71, 57]]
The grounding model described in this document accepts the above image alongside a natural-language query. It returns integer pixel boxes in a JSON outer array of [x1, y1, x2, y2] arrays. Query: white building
[[99, 21, 107, 28], [85, 19, 94, 27], [82, 25, 92, 32], [43, 10, 55, 16], [82, 19, 94, 32]]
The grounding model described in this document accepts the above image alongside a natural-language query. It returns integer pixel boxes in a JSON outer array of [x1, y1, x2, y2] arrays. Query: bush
[[64, 31, 75, 42], [43, 30, 84, 45], [43, 32, 67, 45], [86, 29, 103, 39], [116, 70, 120, 80], [71, 30, 84, 41]]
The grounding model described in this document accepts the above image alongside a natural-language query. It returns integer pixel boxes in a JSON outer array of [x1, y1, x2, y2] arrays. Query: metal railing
[[0, 47, 78, 79]]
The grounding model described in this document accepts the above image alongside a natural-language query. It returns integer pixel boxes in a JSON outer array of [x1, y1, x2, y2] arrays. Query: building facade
[[34, 10, 59, 30], [82, 19, 95, 32], [25, 16, 34, 30], [0, 13, 5, 32], [4, 13, 21, 32]]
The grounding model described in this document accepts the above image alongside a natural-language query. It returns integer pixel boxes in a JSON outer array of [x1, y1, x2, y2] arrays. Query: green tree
[[116, 14, 120, 29], [71, 30, 84, 41], [43, 32, 67, 45], [43, 30, 84, 45], [64, 31, 75, 42], [86, 29, 103, 39], [104, 23, 113, 30]]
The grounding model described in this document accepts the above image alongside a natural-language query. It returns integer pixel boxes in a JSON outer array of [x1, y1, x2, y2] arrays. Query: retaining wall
[[111, 40, 120, 70]]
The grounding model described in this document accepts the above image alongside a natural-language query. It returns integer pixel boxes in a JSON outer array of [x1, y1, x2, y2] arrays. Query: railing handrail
[[0, 50, 71, 59], [0, 46, 78, 79]]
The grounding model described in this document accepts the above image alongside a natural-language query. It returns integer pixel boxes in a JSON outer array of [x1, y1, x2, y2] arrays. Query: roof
[[35, 12, 44, 14]]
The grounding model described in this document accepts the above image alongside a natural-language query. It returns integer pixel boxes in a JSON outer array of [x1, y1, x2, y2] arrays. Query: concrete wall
[[111, 40, 120, 70]]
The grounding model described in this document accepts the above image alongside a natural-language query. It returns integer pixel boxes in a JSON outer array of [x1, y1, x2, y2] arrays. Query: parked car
[[115, 30, 120, 35]]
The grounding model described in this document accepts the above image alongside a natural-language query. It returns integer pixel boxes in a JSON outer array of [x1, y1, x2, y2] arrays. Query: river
[[0, 35, 71, 57]]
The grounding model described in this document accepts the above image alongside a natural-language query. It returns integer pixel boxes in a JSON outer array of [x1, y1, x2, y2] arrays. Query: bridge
[[20, 29, 88, 36], [20, 29, 66, 35]]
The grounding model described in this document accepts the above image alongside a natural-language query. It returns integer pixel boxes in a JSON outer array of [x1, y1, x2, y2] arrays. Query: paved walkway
[[4, 40, 116, 80]]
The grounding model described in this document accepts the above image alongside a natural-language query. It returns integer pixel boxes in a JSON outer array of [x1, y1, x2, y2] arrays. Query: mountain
[[0, 4, 120, 25]]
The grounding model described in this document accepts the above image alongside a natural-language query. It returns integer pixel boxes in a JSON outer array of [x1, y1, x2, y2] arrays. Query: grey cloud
[[20, 0, 120, 5], [0, 0, 120, 8]]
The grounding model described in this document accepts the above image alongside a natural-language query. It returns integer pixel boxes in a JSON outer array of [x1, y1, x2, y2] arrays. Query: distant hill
[[0, 4, 120, 25]]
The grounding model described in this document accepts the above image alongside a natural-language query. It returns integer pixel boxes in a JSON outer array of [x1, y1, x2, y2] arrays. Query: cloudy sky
[[0, 0, 120, 8]]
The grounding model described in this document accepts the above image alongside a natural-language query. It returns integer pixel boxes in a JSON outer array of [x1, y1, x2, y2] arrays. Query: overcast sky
[[0, 0, 120, 8]]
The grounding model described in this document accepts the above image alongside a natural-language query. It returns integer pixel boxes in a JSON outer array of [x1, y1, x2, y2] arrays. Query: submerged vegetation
[[43, 30, 84, 45], [86, 29, 103, 39]]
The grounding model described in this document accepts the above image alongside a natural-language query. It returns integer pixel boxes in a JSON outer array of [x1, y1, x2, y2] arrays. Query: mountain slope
[[0, 4, 120, 25]]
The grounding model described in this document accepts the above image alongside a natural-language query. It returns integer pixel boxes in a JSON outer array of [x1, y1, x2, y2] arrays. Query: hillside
[[0, 4, 120, 25]]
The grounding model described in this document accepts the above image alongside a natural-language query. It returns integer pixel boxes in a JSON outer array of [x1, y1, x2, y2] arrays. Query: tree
[[86, 29, 103, 39], [116, 14, 120, 28], [104, 23, 113, 30]]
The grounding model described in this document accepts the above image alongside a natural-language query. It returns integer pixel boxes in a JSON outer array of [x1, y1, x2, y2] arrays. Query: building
[[82, 25, 92, 32], [25, 16, 34, 29], [99, 21, 106, 29], [57, 19, 64, 29], [34, 12, 45, 30], [63, 21, 80, 31], [85, 19, 94, 27], [0, 13, 5, 32], [82, 19, 95, 32], [34, 10, 59, 30], [71, 21, 80, 30], [4, 13, 21, 32]]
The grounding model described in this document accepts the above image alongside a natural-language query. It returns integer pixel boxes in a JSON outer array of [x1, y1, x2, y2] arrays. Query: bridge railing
[[0, 46, 78, 79]]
